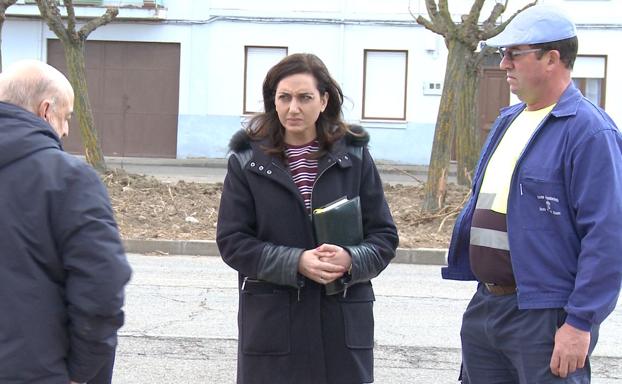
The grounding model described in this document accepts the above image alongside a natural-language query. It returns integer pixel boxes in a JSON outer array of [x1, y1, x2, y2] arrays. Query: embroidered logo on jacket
[[537, 195, 561, 216]]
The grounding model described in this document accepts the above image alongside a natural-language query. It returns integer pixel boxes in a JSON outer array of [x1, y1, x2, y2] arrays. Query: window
[[243, 46, 288, 114], [572, 55, 607, 108], [362, 49, 408, 120]]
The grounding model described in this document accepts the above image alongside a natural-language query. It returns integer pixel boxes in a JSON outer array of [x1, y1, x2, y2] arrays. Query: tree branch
[[437, 0, 458, 35], [413, 1, 449, 36], [438, 0, 452, 23], [416, 15, 445, 36], [482, 2, 505, 28], [0, 0, 18, 14], [464, 0, 486, 26], [62, 0, 76, 35], [423, 0, 440, 21], [0, 0, 17, 24], [35, 0, 69, 42], [78, 7, 118, 40], [438, 0, 449, 15]]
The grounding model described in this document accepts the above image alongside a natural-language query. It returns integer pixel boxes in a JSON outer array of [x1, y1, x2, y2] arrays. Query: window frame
[[572, 54, 607, 108], [362, 49, 409, 121], [243, 45, 288, 115]]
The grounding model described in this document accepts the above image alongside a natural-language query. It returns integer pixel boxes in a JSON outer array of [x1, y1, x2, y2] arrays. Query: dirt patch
[[103, 169, 470, 249]]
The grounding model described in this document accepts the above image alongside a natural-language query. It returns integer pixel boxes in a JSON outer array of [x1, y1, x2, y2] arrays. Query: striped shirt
[[285, 140, 319, 212]]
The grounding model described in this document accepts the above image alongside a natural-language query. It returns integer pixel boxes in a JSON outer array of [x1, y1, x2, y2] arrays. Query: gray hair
[[0, 60, 71, 114], [0, 76, 60, 113]]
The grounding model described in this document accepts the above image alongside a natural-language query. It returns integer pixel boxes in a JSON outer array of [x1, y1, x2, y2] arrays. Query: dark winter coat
[[0, 102, 131, 383], [217, 127, 398, 384]]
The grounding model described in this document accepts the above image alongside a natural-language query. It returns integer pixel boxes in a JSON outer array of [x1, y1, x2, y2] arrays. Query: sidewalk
[[102, 155, 458, 185], [122, 239, 448, 265]]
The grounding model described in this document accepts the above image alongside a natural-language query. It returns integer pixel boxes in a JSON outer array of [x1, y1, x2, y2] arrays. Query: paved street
[[114, 254, 622, 383]]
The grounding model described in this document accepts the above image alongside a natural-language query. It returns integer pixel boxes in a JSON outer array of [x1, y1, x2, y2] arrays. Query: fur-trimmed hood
[[228, 124, 370, 153]]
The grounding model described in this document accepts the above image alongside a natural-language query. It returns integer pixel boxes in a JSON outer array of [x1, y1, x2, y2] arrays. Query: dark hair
[[532, 36, 578, 69], [246, 53, 348, 158]]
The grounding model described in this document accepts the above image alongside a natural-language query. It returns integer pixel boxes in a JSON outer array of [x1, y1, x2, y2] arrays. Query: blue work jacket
[[443, 83, 622, 332]]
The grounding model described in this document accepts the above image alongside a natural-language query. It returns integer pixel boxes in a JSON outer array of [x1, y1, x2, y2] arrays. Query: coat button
[[267, 170, 272, 175], [344, 155, 349, 160], [250, 162, 256, 167], [338, 158, 342, 162], [259, 165, 264, 171]]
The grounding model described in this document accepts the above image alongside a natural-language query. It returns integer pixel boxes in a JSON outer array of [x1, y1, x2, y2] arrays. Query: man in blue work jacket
[[444, 5, 622, 383]]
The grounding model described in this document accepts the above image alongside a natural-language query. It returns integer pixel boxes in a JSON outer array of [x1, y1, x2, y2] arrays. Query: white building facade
[[4, 0, 621, 164]]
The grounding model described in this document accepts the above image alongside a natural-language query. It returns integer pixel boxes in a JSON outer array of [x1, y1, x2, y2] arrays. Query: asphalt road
[[113, 254, 622, 383]]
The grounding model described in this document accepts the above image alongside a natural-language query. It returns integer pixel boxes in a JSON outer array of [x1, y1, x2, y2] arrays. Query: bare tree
[[0, 0, 17, 71], [36, 0, 118, 172], [413, 0, 535, 211]]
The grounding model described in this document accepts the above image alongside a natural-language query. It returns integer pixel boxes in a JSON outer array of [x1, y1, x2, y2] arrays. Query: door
[[478, 67, 510, 144], [47, 40, 180, 158]]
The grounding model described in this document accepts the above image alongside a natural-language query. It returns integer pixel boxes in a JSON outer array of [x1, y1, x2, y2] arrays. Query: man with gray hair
[[0, 60, 131, 383], [443, 5, 622, 383]]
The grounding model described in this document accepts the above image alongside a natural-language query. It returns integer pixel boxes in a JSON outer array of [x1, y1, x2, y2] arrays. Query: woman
[[217, 53, 398, 384]]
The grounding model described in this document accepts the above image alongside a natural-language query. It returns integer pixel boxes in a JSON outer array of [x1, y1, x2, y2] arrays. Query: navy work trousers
[[460, 284, 599, 384]]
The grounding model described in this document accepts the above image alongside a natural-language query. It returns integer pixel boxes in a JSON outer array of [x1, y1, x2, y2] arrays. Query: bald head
[[0, 60, 73, 113], [0, 60, 74, 138]]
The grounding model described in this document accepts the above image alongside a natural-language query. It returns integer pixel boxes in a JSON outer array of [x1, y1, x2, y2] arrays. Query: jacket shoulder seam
[[347, 145, 364, 160], [232, 148, 253, 169]]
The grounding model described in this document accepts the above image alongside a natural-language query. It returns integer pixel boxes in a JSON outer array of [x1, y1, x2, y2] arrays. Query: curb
[[123, 239, 448, 266]]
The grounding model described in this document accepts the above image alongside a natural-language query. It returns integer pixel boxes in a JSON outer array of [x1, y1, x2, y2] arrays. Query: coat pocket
[[338, 282, 375, 349], [518, 168, 568, 231], [241, 288, 291, 355]]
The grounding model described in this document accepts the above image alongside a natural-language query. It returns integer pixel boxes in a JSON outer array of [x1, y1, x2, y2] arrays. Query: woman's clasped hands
[[298, 243, 352, 285]]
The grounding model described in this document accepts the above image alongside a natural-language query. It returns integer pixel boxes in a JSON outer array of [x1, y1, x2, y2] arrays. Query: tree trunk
[[417, 0, 536, 211], [64, 42, 106, 172], [423, 39, 484, 210], [454, 44, 480, 186], [35, 0, 118, 172], [422, 39, 461, 211]]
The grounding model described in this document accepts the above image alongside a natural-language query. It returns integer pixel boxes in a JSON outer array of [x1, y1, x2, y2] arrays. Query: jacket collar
[[240, 137, 351, 210], [320, 136, 353, 171], [247, 136, 353, 174], [498, 82, 582, 119], [550, 82, 582, 118]]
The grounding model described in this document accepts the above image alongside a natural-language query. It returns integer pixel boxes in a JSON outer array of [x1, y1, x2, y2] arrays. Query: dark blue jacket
[[0, 102, 131, 383], [443, 84, 622, 332], [217, 127, 398, 384]]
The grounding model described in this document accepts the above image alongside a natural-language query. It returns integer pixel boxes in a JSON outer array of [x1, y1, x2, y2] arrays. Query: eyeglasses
[[498, 47, 543, 61]]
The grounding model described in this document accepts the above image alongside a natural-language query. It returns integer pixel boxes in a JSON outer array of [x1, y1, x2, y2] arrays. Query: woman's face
[[274, 72, 328, 145]]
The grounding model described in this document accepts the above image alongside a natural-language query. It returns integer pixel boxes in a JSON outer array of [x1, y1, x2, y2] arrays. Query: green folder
[[312, 196, 363, 295]]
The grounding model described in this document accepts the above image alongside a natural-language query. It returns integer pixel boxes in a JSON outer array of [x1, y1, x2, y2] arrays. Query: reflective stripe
[[470, 227, 510, 251], [476, 192, 496, 210]]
